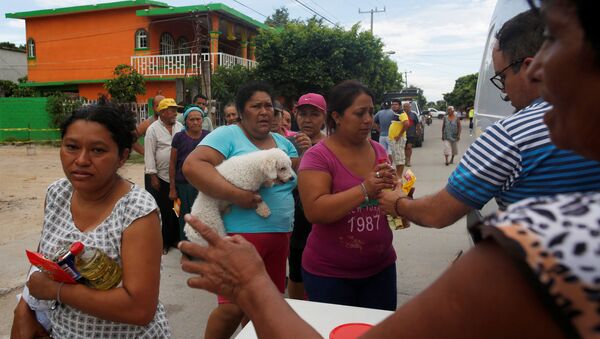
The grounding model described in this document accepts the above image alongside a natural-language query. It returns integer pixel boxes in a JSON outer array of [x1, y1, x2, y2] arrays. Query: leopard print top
[[476, 191, 600, 338]]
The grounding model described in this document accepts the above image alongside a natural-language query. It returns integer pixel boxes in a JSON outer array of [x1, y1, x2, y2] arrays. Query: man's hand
[[169, 186, 178, 200], [179, 214, 270, 301], [150, 174, 160, 191]]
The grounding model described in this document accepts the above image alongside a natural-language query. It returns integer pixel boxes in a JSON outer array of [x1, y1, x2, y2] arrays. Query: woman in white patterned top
[[11, 99, 171, 338]]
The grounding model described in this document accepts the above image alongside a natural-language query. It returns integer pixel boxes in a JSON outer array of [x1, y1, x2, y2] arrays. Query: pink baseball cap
[[296, 93, 326, 112]]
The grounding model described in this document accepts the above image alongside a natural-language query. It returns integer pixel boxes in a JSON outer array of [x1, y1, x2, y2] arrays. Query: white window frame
[[27, 38, 35, 58], [135, 29, 148, 49], [177, 36, 189, 54], [160, 33, 175, 55]]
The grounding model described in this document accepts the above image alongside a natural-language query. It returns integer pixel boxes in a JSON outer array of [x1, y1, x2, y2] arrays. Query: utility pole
[[404, 70, 413, 87], [359, 7, 386, 34]]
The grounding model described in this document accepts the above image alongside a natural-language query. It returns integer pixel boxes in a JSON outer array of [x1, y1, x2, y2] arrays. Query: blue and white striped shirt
[[447, 98, 600, 210]]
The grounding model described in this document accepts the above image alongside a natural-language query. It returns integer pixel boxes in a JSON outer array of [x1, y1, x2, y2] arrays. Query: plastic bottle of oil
[[73, 242, 122, 290]]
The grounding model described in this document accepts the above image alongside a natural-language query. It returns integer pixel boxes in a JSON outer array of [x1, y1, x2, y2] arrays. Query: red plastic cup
[[329, 323, 373, 339]]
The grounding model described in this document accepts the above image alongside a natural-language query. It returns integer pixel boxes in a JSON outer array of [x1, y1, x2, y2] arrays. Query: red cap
[[69, 242, 84, 255], [296, 93, 326, 112]]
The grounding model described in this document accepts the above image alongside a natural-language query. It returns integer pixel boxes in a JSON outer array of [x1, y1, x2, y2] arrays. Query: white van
[[468, 0, 531, 224]]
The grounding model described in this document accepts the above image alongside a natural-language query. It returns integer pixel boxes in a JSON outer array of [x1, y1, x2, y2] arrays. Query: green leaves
[[104, 64, 145, 103], [46, 92, 83, 128], [443, 73, 478, 109], [211, 65, 257, 105], [253, 20, 402, 104]]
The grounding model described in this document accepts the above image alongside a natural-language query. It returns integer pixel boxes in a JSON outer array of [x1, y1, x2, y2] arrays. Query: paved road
[[0, 118, 477, 338]]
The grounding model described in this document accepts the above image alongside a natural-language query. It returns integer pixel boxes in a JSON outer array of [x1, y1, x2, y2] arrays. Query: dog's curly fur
[[184, 148, 294, 245]]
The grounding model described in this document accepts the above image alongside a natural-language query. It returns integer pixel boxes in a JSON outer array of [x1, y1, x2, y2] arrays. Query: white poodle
[[184, 148, 294, 245]]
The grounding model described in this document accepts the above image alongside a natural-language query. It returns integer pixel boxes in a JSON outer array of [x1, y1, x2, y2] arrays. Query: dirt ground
[[0, 144, 144, 246]]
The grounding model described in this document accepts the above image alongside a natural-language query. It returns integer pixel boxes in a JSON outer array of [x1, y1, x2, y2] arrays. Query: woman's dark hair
[[528, 0, 599, 64], [235, 81, 274, 118], [326, 80, 375, 135], [60, 97, 137, 156]]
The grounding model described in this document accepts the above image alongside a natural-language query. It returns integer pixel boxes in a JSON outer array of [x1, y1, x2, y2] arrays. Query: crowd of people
[[11, 1, 600, 338]]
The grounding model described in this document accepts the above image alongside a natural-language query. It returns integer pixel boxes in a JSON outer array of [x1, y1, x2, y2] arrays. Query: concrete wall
[[0, 48, 27, 82]]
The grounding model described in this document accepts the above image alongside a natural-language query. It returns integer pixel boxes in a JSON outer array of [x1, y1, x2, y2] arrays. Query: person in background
[[287, 93, 327, 300], [178, 2, 600, 336], [378, 9, 600, 229], [441, 105, 461, 166], [223, 103, 239, 125], [193, 94, 214, 132], [402, 102, 421, 167], [282, 110, 294, 135], [182, 81, 306, 339], [11, 99, 170, 338], [296, 80, 397, 311], [169, 106, 209, 241], [373, 101, 394, 159], [133, 94, 164, 156], [271, 103, 286, 135], [468, 106, 475, 135], [388, 99, 409, 177], [145, 98, 183, 254]]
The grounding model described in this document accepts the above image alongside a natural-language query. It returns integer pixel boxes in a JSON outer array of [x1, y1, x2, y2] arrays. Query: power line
[[230, 0, 268, 18], [306, 0, 339, 23], [293, 0, 336, 25]]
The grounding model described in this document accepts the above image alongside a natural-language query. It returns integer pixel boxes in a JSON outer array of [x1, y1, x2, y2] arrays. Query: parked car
[[425, 108, 446, 119]]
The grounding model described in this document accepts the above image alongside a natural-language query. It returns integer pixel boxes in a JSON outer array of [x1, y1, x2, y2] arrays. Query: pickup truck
[[425, 108, 446, 119]]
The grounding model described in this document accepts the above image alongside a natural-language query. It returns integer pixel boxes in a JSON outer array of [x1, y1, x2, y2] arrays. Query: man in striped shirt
[[389, 9, 600, 228]]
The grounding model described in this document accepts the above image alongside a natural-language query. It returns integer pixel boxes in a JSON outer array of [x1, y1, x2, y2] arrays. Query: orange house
[[6, 0, 266, 102]]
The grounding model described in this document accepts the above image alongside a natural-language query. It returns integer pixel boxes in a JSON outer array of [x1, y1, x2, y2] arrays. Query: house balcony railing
[[130, 52, 257, 77]]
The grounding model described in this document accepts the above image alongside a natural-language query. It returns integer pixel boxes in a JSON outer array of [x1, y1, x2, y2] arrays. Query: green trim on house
[[20, 77, 177, 87], [134, 47, 150, 51], [5, 0, 168, 19], [136, 3, 270, 30]]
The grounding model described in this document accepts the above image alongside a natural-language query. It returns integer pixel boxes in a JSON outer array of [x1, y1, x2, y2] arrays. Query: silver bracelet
[[359, 182, 369, 203], [56, 282, 64, 304]]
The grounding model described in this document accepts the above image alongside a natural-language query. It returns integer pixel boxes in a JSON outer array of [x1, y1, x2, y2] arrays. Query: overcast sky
[[1, 0, 496, 101]]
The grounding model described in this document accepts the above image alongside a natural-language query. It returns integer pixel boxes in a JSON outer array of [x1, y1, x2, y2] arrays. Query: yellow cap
[[157, 98, 182, 112]]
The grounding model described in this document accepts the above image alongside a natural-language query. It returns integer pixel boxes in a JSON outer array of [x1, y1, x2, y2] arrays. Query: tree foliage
[[104, 64, 145, 103], [0, 41, 25, 50], [0, 77, 35, 97], [46, 93, 84, 128], [211, 65, 257, 105], [443, 73, 478, 110], [254, 20, 402, 104], [264, 7, 299, 27]]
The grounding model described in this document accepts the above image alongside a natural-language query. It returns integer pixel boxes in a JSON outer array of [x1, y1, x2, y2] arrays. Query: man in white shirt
[[145, 98, 184, 253]]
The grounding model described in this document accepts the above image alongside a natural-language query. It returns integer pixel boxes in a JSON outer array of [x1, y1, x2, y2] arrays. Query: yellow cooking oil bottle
[[71, 241, 122, 290]]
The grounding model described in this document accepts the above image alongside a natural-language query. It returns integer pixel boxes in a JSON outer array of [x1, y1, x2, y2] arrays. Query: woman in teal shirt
[[182, 81, 309, 339]]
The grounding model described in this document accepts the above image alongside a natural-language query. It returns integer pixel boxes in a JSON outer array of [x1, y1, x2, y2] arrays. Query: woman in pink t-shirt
[[297, 80, 398, 310]]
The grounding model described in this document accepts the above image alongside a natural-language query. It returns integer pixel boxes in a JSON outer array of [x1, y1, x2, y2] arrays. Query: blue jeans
[[378, 135, 391, 155], [302, 264, 397, 311]]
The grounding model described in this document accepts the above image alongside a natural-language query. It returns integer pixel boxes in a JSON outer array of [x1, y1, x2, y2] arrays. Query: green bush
[[46, 93, 83, 128]]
